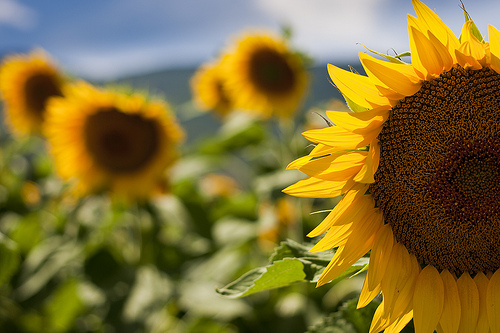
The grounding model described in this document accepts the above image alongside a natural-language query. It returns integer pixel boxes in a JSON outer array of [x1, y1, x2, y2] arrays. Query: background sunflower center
[[249, 48, 295, 94], [24, 73, 62, 117], [84, 108, 160, 174], [370, 66, 500, 275]]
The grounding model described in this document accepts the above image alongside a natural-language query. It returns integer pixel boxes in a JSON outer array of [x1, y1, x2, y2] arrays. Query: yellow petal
[[488, 25, 500, 73], [407, 15, 427, 78], [489, 25, 500, 55], [325, 106, 389, 133], [353, 138, 380, 183], [358, 274, 381, 309], [327, 63, 391, 109], [310, 195, 376, 252], [473, 272, 490, 333], [461, 21, 486, 62], [455, 42, 483, 69], [286, 154, 317, 170], [409, 25, 445, 78], [316, 246, 351, 287], [428, 30, 454, 71], [374, 83, 404, 101], [302, 125, 379, 150], [438, 270, 461, 333], [367, 224, 394, 291], [359, 52, 422, 97], [370, 298, 393, 333], [307, 143, 347, 158], [316, 209, 382, 286], [309, 222, 353, 253], [338, 209, 383, 261], [413, 265, 444, 333], [291, 151, 367, 181], [384, 304, 414, 333], [381, 244, 420, 315], [457, 272, 479, 333], [486, 269, 500, 332], [307, 186, 367, 237], [371, 244, 420, 332], [283, 175, 353, 198], [411, 0, 460, 53]]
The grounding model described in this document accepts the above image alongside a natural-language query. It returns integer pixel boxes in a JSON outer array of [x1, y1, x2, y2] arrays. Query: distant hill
[[111, 63, 364, 109]]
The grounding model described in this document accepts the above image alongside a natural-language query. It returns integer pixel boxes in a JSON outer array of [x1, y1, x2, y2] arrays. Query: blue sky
[[0, 0, 498, 80]]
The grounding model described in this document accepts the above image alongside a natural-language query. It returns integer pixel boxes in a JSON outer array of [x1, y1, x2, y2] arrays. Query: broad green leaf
[[123, 266, 173, 323], [216, 258, 306, 298], [16, 237, 82, 300], [338, 298, 379, 333], [187, 317, 232, 333], [306, 298, 380, 333], [270, 239, 330, 261], [10, 213, 42, 254], [217, 239, 370, 298], [197, 115, 265, 155], [0, 232, 20, 286], [44, 279, 85, 333], [271, 239, 369, 283]]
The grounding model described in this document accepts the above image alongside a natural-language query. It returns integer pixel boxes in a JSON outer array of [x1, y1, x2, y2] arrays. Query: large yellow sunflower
[[222, 31, 309, 119], [191, 56, 233, 119], [0, 50, 64, 135], [44, 82, 184, 201], [284, 1, 500, 332]]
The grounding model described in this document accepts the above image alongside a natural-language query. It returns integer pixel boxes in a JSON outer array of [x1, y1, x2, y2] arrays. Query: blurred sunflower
[[285, 1, 500, 332], [44, 82, 184, 201], [191, 56, 233, 118], [223, 31, 308, 119], [0, 50, 64, 135]]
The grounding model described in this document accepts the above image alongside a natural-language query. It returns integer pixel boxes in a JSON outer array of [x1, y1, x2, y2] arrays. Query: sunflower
[[284, 1, 500, 331], [44, 81, 184, 201], [222, 31, 308, 119], [0, 50, 64, 135], [191, 56, 233, 118]]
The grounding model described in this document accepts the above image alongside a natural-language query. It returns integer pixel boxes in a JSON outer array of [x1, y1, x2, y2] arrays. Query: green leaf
[[123, 266, 173, 324], [306, 298, 380, 333], [216, 258, 306, 298], [270, 238, 328, 261], [197, 115, 265, 154], [0, 232, 20, 286], [44, 279, 85, 333], [10, 213, 42, 254], [16, 237, 82, 300], [271, 239, 369, 283], [217, 239, 370, 298]]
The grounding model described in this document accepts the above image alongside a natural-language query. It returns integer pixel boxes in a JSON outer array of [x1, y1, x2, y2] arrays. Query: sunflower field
[[2, 0, 500, 332]]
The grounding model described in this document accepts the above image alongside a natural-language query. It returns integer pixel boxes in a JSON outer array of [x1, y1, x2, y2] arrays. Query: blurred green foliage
[[0, 104, 378, 332]]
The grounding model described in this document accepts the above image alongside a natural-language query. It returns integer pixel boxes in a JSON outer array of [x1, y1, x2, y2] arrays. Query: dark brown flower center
[[84, 108, 160, 174], [370, 65, 500, 275], [24, 73, 62, 118], [249, 48, 295, 94]]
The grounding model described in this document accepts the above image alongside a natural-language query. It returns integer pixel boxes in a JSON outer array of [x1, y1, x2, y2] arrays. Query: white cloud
[[254, 0, 411, 62], [0, 0, 37, 30], [58, 41, 209, 80]]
